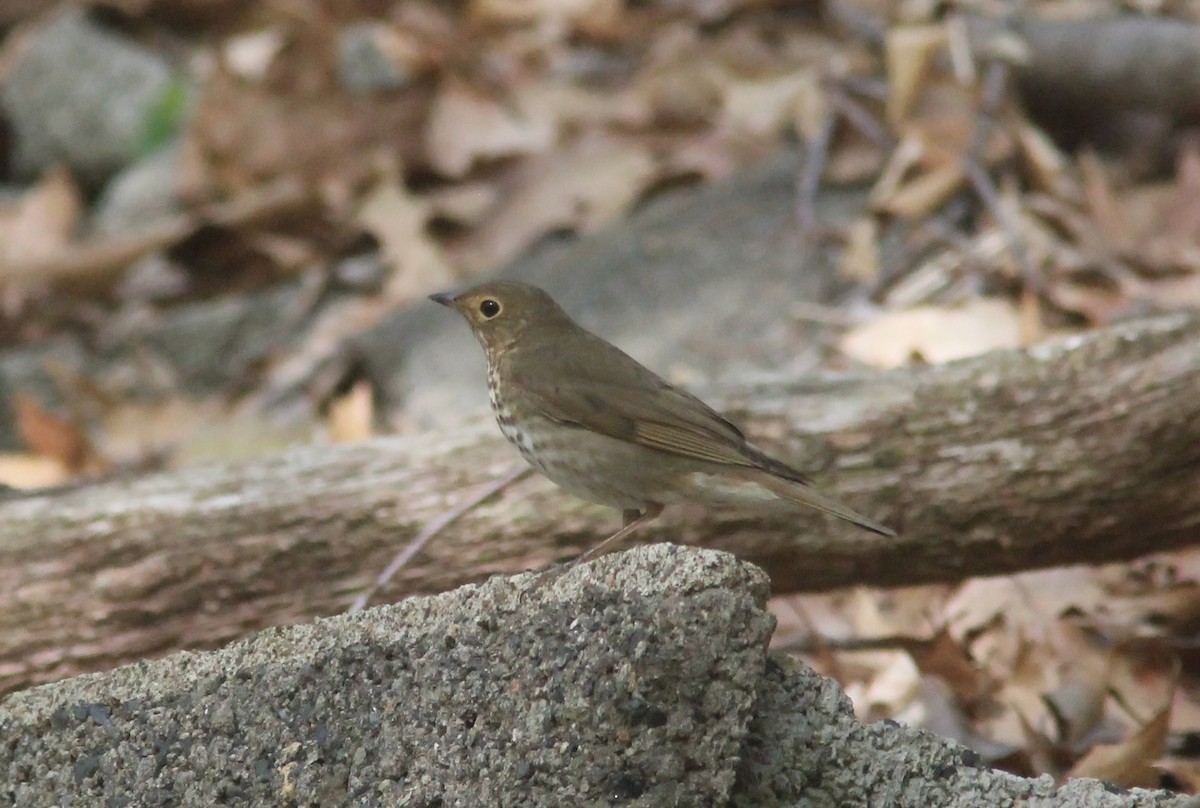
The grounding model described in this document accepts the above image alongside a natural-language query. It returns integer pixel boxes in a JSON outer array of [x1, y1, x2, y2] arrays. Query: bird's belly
[[491, 410, 684, 510]]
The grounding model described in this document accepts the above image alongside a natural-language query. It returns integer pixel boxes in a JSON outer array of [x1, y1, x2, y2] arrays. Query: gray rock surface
[[0, 545, 1187, 807], [1, 10, 185, 186], [338, 21, 412, 94], [734, 659, 1184, 808], [91, 140, 184, 237], [2, 546, 774, 806]]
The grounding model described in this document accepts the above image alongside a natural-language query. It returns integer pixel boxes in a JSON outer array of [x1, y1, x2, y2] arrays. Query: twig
[[797, 103, 839, 235], [348, 465, 531, 612], [962, 41, 1039, 291], [774, 630, 936, 655]]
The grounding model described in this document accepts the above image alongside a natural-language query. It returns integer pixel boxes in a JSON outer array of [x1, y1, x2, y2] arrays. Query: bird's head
[[429, 281, 570, 357]]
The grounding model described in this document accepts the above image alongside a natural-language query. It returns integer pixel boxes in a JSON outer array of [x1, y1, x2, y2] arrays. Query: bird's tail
[[756, 471, 896, 537]]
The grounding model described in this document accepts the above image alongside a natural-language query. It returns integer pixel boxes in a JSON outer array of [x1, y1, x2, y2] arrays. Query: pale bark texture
[[1, 312, 1198, 694]]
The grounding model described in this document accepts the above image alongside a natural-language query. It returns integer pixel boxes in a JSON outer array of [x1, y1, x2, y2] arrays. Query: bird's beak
[[428, 291, 457, 308]]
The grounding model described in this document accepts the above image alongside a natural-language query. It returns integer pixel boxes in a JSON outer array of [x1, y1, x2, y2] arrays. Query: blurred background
[[1, 0, 1199, 792]]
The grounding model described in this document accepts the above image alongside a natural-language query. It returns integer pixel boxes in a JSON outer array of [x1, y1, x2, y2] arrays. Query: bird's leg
[[569, 503, 665, 569], [533, 504, 664, 587]]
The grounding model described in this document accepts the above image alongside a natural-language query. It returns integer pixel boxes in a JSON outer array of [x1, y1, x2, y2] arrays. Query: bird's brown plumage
[[431, 280, 895, 537]]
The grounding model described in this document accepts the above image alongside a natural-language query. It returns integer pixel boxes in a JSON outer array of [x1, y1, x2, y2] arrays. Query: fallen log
[[1, 312, 1198, 694]]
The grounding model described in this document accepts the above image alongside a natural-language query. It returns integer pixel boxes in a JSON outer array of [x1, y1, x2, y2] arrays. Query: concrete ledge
[[0, 545, 1187, 807], [2, 546, 773, 806], [734, 659, 1184, 807]]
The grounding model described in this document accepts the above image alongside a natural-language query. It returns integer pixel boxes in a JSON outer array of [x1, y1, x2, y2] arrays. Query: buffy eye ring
[[480, 299, 501, 318]]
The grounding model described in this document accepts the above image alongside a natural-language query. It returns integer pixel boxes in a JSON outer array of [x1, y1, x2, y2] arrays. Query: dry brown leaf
[[1047, 263, 1200, 324], [101, 397, 314, 467], [425, 182, 499, 227], [1138, 272, 1200, 309], [186, 55, 426, 194], [1074, 145, 1200, 289], [837, 589, 922, 718], [885, 24, 947, 125], [469, 0, 622, 34], [839, 216, 880, 284], [0, 453, 71, 488], [101, 397, 221, 463], [222, 28, 286, 81], [874, 79, 1015, 217], [1068, 684, 1173, 787], [719, 70, 813, 140], [1014, 121, 1074, 198], [354, 172, 453, 299], [1042, 661, 1113, 748], [825, 134, 889, 186], [1102, 585, 1200, 636], [875, 158, 965, 218], [917, 677, 1019, 763], [871, 135, 924, 208], [328, 379, 375, 443], [1043, 268, 1127, 325], [839, 298, 1023, 368], [914, 85, 991, 158], [948, 570, 1109, 642], [617, 23, 725, 130], [425, 76, 558, 178], [1156, 759, 1200, 793], [0, 165, 82, 267], [860, 652, 920, 720], [246, 232, 317, 275], [946, 572, 1115, 757], [904, 627, 989, 707], [1079, 151, 1128, 254], [1151, 546, 1200, 585], [453, 133, 659, 272], [987, 634, 1110, 769], [769, 593, 856, 649], [14, 393, 97, 474], [789, 68, 830, 143], [1159, 145, 1200, 247], [1017, 288, 1044, 345], [1016, 707, 1072, 779]]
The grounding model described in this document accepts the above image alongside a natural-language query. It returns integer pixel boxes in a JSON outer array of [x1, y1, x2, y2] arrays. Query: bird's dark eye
[[479, 299, 501, 319]]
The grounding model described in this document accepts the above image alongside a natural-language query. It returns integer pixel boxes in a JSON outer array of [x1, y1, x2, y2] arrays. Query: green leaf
[[138, 76, 191, 157]]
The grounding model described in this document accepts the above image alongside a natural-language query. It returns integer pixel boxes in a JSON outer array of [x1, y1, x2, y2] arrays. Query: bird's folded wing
[[521, 375, 758, 468], [631, 419, 754, 466]]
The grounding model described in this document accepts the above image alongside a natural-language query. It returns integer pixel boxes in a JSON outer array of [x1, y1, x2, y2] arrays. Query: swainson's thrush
[[431, 281, 895, 564]]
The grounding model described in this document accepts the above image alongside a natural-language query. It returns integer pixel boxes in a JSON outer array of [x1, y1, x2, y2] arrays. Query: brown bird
[[431, 281, 895, 566]]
